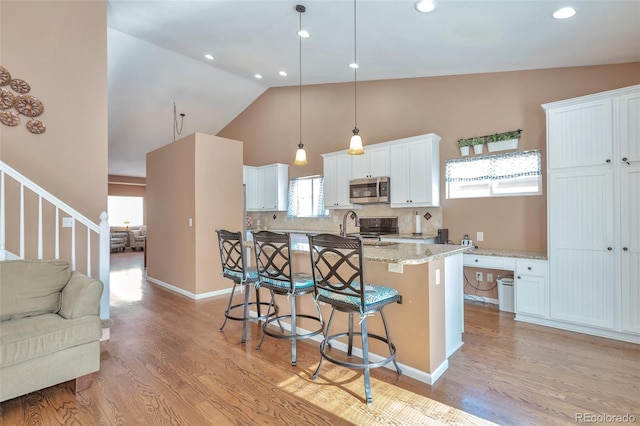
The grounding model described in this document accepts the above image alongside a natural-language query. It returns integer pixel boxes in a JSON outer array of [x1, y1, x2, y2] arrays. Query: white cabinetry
[[322, 152, 361, 210], [543, 84, 640, 343], [351, 145, 389, 179], [243, 166, 258, 211], [244, 163, 288, 211], [389, 134, 441, 208], [515, 259, 548, 318]]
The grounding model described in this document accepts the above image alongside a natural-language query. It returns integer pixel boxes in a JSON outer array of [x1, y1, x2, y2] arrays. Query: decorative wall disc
[[14, 95, 44, 117], [10, 79, 30, 94], [26, 119, 46, 134], [0, 67, 11, 86], [0, 110, 21, 127], [0, 88, 15, 109]]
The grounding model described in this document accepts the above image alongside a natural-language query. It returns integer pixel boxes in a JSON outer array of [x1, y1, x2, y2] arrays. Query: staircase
[[0, 160, 110, 323]]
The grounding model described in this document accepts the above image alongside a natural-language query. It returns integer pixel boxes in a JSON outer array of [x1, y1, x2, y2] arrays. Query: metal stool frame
[[307, 233, 402, 405], [216, 229, 277, 343], [252, 231, 324, 367]]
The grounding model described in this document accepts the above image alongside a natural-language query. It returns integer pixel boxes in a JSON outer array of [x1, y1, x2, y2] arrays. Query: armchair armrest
[[59, 272, 104, 319]]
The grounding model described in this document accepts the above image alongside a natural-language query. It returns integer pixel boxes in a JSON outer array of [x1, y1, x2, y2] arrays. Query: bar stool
[[252, 231, 324, 367], [307, 233, 402, 405], [216, 229, 277, 344]]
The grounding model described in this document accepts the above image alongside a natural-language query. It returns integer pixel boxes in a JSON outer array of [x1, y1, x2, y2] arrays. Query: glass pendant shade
[[294, 142, 308, 165], [348, 129, 364, 155]]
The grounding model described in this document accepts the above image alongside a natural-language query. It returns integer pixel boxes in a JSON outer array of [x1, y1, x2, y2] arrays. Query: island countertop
[[246, 238, 472, 265]]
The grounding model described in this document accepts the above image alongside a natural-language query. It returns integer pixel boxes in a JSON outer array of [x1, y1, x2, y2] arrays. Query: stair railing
[[0, 160, 110, 321]]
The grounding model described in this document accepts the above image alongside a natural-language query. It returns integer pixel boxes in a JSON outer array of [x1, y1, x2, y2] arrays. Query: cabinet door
[[515, 260, 547, 317], [243, 166, 258, 211], [255, 167, 267, 210], [620, 91, 640, 164], [323, 154, 357, 209], [368, 145, 389, 177], [407, 140, 433, 205], [621, 164, 640, 334], [263, 165, 278, 210], [547, 99, 613, 169], [351, 145, 389, 179], [389, 143, 410, 205], [548, 168, 615, 328]]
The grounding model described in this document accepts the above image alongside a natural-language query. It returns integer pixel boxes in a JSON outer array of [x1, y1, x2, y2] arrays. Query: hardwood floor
[[1, 251, 638, 425]]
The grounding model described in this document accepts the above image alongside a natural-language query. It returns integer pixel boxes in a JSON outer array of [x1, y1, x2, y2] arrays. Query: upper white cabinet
[[351, 145, 389, 179], [244, 163, 288, 211], [543, 84, 640, 342], [547, 99, 614, 169], [389, 134, 441, 208], [620, 91, 640, 164], [322, 152, 361, 210]]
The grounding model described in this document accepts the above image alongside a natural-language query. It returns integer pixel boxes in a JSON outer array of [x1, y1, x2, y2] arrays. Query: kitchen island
[[247, 235, 472, 384]]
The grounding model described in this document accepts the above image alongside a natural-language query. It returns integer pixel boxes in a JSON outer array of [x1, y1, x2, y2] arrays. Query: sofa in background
[[0, 260, 104, 402]]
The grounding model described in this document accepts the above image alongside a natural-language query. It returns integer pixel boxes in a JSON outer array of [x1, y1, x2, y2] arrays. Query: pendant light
[[293, 5, 308, 166], [347, 0, 364, 155]]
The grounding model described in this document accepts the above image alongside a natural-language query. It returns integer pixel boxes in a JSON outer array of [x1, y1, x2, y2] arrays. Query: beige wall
[[194, 134, 243, 294], [146, 133, 243, 295], [219, 63, 640, 252], [147, 135, 197, 293], [0, 0, 108, 221]]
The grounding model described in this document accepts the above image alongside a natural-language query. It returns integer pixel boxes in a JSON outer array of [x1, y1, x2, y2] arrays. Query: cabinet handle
[[527, 266, 532, 270], [622, 157, 630, 165], [623, 247, 629, 251], [607, 247, 613, 251], [517, 276, 522, 280], [606, 159, 611, 163], [474, 259, 478, 263]]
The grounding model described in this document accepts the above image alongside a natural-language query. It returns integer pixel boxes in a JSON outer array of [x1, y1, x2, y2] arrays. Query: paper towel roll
[[415, 213, 422, 234]]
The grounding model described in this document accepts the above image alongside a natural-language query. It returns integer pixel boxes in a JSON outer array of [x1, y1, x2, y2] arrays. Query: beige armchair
[[129, 225, 146, 251]]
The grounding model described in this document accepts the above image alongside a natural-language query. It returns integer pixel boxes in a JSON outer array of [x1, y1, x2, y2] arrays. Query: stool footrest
[[262, 314, 324, 341], [320, 331, 398, 370], [224, 301, 278, 322]]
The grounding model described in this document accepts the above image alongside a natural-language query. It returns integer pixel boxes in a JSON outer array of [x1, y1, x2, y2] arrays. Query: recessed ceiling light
[[414, 0, 437, 13], [553, 7, 576, 19], [298, 30, 310, 38], [349, 63, 359, 69], [204, 54, 214, 60], [254, 74, 263, 79], [279, 71, 287, 77]]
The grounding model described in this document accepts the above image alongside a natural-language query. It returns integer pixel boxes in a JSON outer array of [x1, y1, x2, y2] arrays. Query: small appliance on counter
[[435, 228, 449, 244], [461, 234, 473, 246]]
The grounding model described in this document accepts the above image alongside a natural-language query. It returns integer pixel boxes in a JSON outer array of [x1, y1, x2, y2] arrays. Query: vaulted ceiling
[[107, 0, 640, 177]]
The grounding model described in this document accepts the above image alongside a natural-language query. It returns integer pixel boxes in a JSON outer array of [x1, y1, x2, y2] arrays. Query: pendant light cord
[[353, 0, 358, 129], [299, 9, 303, 144]]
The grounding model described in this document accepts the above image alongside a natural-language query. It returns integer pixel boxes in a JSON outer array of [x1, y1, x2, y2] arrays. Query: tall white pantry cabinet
[[542, 84, 640, 343]]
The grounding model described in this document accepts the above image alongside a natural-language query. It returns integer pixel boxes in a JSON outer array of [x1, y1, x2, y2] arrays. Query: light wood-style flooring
[[1, 251, 638, 425]]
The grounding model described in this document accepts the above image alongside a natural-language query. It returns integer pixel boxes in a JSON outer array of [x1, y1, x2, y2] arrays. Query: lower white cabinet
[[515, 259, 548, 318]]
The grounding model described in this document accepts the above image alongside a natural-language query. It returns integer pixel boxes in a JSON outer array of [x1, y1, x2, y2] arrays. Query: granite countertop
[[288, 241, 471, 265], [469, 247, 548, 260], [380, 233, 438, 240]]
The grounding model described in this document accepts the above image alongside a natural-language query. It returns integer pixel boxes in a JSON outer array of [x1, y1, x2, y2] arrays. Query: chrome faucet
[[341, 210, 360, 237]]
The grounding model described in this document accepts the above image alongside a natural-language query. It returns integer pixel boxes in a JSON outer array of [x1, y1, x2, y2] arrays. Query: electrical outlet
[[487, 273, 493, 282], [477, 231, 484, 242], [388, 263, 404, 274], [62, 217, 73, 228], [475, 271, 483, 281]]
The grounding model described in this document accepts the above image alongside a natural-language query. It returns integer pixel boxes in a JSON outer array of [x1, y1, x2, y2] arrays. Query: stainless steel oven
[[349, 177, 390, 204]]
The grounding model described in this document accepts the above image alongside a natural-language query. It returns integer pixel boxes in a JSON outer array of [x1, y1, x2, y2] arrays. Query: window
[[287, 176, 328, 218], [445, 150, 542, 199], [107, 196, 144, 227]]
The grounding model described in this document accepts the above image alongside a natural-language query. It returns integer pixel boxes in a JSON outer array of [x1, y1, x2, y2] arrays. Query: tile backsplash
[[247, 205, 442, 236]]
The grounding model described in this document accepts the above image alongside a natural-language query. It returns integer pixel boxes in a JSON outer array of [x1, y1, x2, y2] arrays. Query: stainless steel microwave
[[349, 177, 390, 204]]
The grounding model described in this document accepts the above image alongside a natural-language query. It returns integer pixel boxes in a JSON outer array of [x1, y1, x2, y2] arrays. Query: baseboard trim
[[464, 295, 498, 305], [146, 276, 232, 300], [515, 314, 640, 344]]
